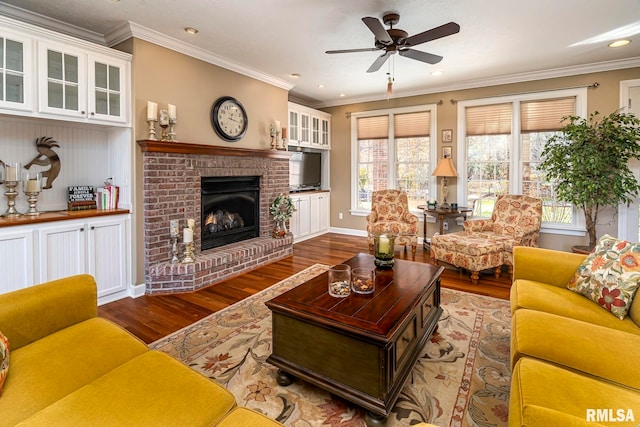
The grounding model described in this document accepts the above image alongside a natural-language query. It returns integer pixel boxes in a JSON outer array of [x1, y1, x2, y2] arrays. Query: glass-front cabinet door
[[88, 55, 126, 123], [38, 42, 87, 118], [311, 116, 320, 146], [0, 32, 32, 112], [321, 118, 330, 148]]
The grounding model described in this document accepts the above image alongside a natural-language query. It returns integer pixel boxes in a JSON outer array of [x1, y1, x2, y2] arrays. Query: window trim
[[455, 88, 588, 234], [350, 104, 438, 216]]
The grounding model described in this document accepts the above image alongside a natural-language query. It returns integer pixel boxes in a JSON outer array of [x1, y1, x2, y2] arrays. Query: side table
[[417, 205, 473, 249]]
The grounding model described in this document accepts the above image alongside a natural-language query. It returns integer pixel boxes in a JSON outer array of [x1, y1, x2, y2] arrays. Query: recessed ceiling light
[[317, 84, 325, 88], [184, 27, 199, 35], [609, 39, 631, 48], [430, 70, 444, 77], [290, 73, 301, 78], [339, 93, 346, 97]]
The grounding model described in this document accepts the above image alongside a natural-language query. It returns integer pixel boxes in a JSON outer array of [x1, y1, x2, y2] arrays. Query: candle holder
[[2, 180, 21, 217], [182, 241, 195, 264], [373, 233, 395, 269], [270, 124, 279, 150], [168, 118, 177, 141], [170, 236, 180, 263], [147, 119, 157, 140], [2, 162, 23, 217], [159, 110, 169, 141], [23, 171, 42, 216]]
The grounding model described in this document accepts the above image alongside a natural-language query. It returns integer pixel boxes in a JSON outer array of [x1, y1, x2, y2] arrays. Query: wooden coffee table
[[265, 253, 443, 426]]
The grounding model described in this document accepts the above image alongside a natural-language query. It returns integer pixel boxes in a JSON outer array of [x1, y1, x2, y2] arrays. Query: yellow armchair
[[366, 189, 419, 257]]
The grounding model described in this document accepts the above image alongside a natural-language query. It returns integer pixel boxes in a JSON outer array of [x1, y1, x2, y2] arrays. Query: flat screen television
[[289, 149, 322, 191]]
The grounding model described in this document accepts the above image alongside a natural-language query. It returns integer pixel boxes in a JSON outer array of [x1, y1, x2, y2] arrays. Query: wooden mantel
[[136, 140, 293, 159]]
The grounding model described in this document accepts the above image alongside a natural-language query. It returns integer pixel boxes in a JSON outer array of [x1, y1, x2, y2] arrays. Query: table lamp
[[431, 157, 458, 209]]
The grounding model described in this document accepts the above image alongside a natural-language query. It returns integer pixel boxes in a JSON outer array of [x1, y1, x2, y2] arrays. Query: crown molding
[[315, 56, 640, 109], [0, 3, 105, 45], [106, 22, 295, 92]]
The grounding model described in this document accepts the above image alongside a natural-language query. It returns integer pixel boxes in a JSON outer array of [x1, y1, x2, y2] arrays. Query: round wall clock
[[211, 96, 248, 142]]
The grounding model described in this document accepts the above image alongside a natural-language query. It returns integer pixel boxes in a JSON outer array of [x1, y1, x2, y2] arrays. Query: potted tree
[[540, 110, 640, 251]]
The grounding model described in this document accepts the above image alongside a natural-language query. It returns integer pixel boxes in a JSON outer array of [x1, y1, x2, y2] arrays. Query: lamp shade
[[432, 157, 458, 177]]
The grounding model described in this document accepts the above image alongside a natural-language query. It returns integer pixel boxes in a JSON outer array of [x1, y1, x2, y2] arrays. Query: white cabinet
[[0, 228, 34, 294], [288, 109, 299, 143], [0, 15, 131, 126], [0, 30, 33, 113], [299, 112, 310, 146], [288, 102, 331, 150], [289, 192, 330, 242], [38, 42, 128, 124], [36, 215, 129, 299]]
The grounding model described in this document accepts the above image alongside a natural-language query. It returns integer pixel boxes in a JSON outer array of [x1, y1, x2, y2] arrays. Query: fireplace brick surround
[[138, 140, 293, 294]]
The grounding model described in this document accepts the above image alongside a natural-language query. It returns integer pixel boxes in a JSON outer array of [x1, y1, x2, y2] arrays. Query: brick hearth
[[138, 140, 293, 294]]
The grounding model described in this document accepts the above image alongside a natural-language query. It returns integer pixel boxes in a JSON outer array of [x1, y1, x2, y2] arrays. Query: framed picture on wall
[[442, 129, 453, 143], [442, 146, 452, 158]]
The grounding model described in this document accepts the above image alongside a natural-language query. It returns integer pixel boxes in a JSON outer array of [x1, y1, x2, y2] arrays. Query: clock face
[[211, 97, 248, 142]]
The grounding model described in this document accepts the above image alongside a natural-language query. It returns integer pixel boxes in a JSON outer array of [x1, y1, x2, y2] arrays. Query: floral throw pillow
[[567, 234, 640, 320], [0, 330, 9, 396]]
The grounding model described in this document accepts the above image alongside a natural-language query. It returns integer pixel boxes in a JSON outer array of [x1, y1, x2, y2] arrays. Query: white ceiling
[[2, 0, 640, 107]]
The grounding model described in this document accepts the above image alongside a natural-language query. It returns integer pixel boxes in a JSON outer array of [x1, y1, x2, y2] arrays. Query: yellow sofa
[[0, 274, 283, 427], [509, 247, 640, 427]]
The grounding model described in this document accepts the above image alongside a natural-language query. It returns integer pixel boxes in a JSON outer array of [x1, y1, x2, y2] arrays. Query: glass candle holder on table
[[373, 233, 395, 269], [328, 264, 351, 298]]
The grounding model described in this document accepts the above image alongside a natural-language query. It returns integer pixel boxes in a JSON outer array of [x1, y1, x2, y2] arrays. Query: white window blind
[[466, 103, 512, 135], [521, 97, 575, 132], [394, 111, 431, 138]]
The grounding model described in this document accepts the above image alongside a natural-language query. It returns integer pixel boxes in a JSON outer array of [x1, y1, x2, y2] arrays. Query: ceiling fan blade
[[367, 52, 392, 73], [362, 17, 393, 45], [326, 47, 380, 54], [403, 22, 460, 47], [399, 48, 443, 64]]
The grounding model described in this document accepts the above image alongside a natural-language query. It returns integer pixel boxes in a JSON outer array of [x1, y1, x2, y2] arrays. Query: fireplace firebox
[[201, 176, 260, 250]]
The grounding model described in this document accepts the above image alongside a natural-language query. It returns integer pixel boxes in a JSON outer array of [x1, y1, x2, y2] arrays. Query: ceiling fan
[[326, 12, 460, 73]]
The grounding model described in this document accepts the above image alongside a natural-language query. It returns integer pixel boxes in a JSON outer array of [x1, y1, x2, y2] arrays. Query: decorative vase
[[373, 233, 395, 269], [272, 219, 287, 238]]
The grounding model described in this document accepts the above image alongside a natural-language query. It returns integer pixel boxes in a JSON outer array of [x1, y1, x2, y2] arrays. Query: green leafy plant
[[269, 193, 296, 222], [540, 111, 640, 249]]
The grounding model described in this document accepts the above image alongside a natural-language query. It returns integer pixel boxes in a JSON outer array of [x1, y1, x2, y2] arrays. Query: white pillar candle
[[274, 120, 280, 130], [170, 220, 179, 237], [168, 104, 176, 120], [147, 101, 158, 120], [25, 179, 40, 193], [183, 227, 193, 243], [5, 165, 18, 181], [187, 218, 195, 230], [378, 235, 389, 253]]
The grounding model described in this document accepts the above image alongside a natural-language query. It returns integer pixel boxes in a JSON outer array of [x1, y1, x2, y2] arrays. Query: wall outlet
[[443, 221, 449, 231], [338, 212, 343, 219]]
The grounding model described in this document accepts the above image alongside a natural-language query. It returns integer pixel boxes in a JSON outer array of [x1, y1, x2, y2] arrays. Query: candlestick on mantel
[[187, 218, 195, 230], [168, 104, 176, 120]]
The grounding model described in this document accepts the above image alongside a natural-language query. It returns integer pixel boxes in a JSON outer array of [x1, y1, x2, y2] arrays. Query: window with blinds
[[353, 107, 435, 211], [461, 92, 580, 227]]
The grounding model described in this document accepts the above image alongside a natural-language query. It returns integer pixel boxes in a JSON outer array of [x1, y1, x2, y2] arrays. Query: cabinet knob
[[91, 226, 95, 230], [80, 227, 84, 232], [80, 111, 85, 115], [90, 112, 95, 116]]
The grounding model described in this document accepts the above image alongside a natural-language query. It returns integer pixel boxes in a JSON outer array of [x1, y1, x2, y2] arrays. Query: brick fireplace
[[138, 140, 293, 294]]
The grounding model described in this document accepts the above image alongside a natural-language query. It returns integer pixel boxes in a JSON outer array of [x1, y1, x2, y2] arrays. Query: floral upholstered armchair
[[366, 189, 419, 257], [430, 194, 543, 284]]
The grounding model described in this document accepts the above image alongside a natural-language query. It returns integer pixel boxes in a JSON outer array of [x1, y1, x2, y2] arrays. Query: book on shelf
[[96, 185, 120, 210]]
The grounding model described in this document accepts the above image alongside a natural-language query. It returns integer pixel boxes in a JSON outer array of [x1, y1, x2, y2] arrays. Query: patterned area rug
[[151, 264, 511, 426]]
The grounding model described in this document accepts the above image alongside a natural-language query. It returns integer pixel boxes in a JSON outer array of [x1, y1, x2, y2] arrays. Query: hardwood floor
[[98, 233, 512, 344]]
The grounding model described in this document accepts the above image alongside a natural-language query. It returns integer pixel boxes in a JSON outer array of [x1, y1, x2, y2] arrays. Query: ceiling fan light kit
[[326, 12, 460, 73]]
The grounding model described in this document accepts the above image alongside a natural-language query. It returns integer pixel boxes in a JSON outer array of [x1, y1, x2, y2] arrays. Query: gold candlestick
[[182, 241, 195, 264], [2, 180, 21, 217]]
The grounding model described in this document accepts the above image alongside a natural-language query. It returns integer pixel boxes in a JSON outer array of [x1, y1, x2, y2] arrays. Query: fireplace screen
[[201, 176, 260, 250]]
